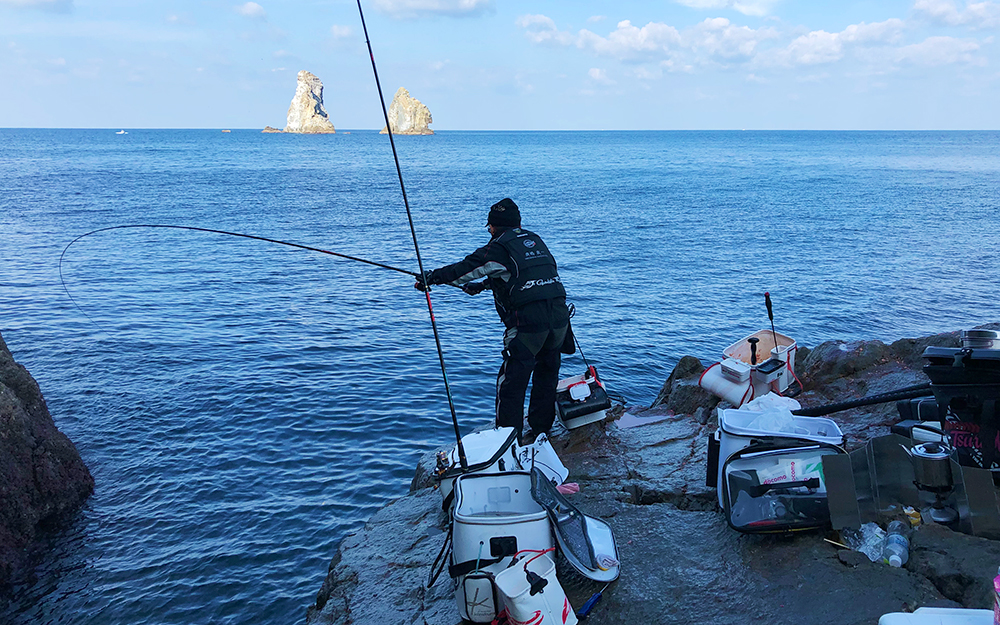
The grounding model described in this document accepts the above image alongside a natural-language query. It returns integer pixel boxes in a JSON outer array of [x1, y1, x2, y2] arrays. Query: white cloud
[[517, 14, 575, 45], [769, 19, 906, 66], [683, 17, 778, 59], [516, 14, 556, 30], [673, 0, 782, 17], [576, 20, 683, 61], [237, 2, 266, 19], [372, 0, 494, 19], [893, 35, 984, 65], [330, 24, 353, 38], [783, 30, 844, 64], [588, 15, 607, 23], [48, 57, 66, 65], [913, 0, 1000, 29], [588, 67, 615, 84], [521, 16, 773, 65]]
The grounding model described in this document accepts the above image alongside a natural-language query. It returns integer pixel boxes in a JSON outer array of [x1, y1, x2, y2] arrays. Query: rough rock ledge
[[0, 331, 94, 585], [306, 325, 1000, 625]]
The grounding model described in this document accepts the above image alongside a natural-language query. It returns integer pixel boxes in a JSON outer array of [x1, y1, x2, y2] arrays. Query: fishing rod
[[355, 0, 468, 469], [58, 224, 425, 333]]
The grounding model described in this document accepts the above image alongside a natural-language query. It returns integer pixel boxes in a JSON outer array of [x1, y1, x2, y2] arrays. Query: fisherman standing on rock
[[415, 198, 570, 444]]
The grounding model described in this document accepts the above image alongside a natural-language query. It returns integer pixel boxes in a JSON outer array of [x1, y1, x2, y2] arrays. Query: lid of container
[[756, 358, 784, 375], [912, 442, 950, 460], [963, 329, 1000, 339], [923, 346, 1000, 361]]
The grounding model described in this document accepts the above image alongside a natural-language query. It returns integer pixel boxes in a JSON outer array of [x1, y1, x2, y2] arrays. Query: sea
[[1, 129, 999, 624]]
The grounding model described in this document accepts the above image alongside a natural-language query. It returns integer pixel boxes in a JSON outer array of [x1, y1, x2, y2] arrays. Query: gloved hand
[[414, 270, 435, 292], [461, 281, 487, 296]]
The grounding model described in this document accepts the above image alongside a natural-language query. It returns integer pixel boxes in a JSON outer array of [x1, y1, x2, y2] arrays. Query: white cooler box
[[436, 427, 520, 511], [449, 471, 554, 623]]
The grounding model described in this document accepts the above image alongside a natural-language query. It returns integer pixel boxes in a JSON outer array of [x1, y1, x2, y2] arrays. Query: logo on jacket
[[523, 239, 536, 248], [520, 276, 561, 291]]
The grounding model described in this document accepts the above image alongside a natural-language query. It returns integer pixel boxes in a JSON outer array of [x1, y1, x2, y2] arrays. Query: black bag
[[560, 319, 576, 355], [720, 439, 846, 534]]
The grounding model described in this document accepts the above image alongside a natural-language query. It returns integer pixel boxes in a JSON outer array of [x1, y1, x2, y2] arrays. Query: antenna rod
[[764, 292, 779, 357], [356, 0, 467, 469]]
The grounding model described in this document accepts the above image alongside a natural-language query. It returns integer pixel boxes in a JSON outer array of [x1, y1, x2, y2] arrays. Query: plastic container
[[715, 408, 844, 505], [878, 607, 993, 624], [494, 553, 578, 625], [883, 520, 910, 567], [724, 330, 798, 394], [555, 367, 611, 429], [720, 441, 844, 533], [451, 472, 553, 623], [437, 427, 520, 508]]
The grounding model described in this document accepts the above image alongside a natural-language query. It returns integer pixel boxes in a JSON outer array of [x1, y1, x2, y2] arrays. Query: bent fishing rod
[[58, 224, 438, 333], [356, 0, 468, 468]]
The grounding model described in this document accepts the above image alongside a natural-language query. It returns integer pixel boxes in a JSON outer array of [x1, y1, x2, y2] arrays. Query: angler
[[415, 198, 571, 443]]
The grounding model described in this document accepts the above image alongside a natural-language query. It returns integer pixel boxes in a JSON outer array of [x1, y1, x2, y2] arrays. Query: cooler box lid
[[719, 408, 844, 446]]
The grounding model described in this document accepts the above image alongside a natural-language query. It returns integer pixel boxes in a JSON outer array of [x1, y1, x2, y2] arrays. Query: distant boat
[[116, 130, 128, 134], [221, 129, 231, 133]]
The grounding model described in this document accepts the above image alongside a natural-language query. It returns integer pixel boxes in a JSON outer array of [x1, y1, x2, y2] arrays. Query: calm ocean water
[[1, 129, 999, 624]]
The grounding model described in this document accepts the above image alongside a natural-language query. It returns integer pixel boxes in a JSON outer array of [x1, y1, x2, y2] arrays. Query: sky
[[1, 0, 998, 129]]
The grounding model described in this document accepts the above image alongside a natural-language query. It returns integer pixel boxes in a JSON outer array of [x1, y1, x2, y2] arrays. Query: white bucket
[[452, 472, 553, 623], [495, 554, 578, 625]]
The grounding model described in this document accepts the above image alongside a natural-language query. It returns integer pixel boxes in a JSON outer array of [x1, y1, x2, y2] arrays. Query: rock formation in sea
[[283, 70, 336, 134], [262, 126, 283, 134], [305, 324, 1000, 625], [0, 331, 94, 585], [379, 87, 434, 135]]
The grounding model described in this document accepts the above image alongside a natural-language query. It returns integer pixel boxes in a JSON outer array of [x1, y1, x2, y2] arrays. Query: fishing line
[[58, 223, 421, 335], [356, 0, 468, 469]]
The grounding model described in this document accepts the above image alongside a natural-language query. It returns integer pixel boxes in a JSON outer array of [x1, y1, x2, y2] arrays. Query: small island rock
[[283, 70, 336, 134], [380, 87, 434, 135]]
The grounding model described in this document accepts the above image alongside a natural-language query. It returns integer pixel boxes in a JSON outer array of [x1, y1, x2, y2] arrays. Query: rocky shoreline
[[0, 331, 93, 586], [305, 325, 1000, 625]]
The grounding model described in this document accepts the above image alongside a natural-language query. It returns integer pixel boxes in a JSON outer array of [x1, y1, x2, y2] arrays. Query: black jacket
[[428, 227, 568, 329]]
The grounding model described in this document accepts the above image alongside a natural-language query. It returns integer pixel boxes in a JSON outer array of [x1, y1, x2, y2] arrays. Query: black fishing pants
[[495, 312, 568, 437]]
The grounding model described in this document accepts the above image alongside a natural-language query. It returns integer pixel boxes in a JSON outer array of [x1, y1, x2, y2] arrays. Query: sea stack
[[283, 70, 336, 134], [380, 87, 434, 135]]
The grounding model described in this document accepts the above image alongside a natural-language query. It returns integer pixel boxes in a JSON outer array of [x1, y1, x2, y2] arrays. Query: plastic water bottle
[[883, 520, 910, 567]]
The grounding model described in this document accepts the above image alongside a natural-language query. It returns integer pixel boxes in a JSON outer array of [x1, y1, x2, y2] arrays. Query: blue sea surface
[[1, 129, 999, 624]]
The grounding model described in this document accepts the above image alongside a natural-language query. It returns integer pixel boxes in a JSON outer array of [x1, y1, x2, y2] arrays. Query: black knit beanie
[[488, 198, 521, 228]]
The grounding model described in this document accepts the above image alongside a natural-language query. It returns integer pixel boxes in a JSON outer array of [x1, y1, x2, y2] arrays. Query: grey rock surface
[[307, 326, 1000, 624], [0, 331, 94, 585]]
